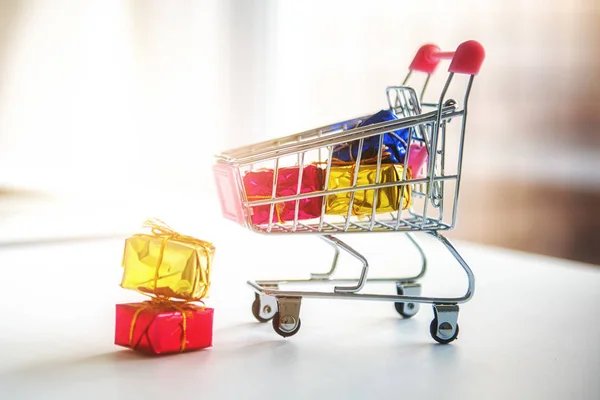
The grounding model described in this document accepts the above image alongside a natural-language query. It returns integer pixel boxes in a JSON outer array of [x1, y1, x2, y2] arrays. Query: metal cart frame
[[214, 41, 485, 343]]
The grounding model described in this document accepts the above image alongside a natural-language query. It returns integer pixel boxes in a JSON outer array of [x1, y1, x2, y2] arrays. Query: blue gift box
[[332, 110, 412, 164]]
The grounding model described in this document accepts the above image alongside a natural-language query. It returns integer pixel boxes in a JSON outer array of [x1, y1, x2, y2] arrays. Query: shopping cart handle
[[409, 40, 485, 75]]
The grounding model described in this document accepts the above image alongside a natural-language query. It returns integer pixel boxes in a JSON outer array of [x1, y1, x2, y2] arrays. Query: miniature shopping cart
[[213, 41, 485, 344]]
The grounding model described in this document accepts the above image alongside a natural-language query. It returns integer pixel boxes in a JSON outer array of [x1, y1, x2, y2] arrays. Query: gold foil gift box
[[325, 164, 412, 216], [121, 221, 215, 301]]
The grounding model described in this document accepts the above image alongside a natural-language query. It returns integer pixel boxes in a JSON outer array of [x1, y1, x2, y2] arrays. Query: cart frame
[[214, 41, 485, 343]]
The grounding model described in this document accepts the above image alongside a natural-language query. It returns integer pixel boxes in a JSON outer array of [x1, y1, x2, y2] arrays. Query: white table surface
[[0, 224, 598, 400]]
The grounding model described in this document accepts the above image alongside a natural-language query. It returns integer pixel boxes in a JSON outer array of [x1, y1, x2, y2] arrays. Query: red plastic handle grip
[[409, 40, 485, 75]]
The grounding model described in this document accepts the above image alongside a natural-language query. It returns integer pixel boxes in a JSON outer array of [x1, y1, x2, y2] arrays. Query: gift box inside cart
[[213, 41, 485, 344]]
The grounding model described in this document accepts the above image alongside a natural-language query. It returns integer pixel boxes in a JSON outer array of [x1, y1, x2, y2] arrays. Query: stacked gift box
[[115, 220, 215, 355], [242, 109, 429, 224]]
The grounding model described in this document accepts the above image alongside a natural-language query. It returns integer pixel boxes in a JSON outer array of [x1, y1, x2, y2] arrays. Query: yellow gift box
[[121, 220, 215, 301], [325, 164, 412, 216]]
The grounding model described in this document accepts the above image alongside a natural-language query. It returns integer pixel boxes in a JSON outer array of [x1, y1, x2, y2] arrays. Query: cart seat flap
[[213, 163, 246, 226]]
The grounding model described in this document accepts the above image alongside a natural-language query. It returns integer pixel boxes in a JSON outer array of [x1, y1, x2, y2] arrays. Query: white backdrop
[[0, 0, 597, 217]]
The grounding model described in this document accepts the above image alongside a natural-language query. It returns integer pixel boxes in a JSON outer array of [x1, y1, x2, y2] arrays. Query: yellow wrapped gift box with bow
[[120, 220, 215, 301], [325, 164, 412, 216]]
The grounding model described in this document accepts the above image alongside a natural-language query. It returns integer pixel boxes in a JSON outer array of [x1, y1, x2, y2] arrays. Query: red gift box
[[115, 302, 213, 355], [242, 164, 323, 224]]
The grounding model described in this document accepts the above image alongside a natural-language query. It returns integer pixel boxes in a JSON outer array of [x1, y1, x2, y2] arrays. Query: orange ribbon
[[323, 164, 412, 218], [141, 218, 214, 301], [246, 195, 285, 224], [128, 297, 206, 352], [126, 219, 212, 353]]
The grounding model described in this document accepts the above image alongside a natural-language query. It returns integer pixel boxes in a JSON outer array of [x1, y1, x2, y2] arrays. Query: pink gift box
[[243, 165, 324, 224]]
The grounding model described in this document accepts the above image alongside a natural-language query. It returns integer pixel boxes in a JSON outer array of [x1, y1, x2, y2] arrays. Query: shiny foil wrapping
[[325, 164, 411, 216], [243, 164, 323, 224], [121, 234, 214, 301], [115, 303, 213, 355], [407, 143, 429, 179], [332, 110, 411, 164]]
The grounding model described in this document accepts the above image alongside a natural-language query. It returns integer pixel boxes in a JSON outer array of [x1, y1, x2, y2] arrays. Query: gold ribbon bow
[[320, 164, 412, 218], [128, 297, 205, 352], [143, 218, 214, 251], [246, 196, 285, 224], [126, 219, 213, 353], [140, 218, 214, 301]]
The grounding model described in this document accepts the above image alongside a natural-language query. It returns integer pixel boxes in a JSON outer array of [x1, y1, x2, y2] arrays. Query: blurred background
[[0, 0, 598, 264]]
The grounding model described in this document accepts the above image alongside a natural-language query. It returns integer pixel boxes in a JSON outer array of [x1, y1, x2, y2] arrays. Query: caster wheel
[[394, 284, 420, 318], [251, 293, 276, 323], [394, 301, 419, 318], [430, 318, 459, 344], [272, 312, 301, 338]]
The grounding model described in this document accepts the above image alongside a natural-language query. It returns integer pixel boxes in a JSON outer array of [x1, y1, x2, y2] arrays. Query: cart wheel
[[429, 318, 459, 344], [395, 302, 419, 318], [272, 312, 301, 338], [394, 283, 420, 318], [251, 293, 276, 323]]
